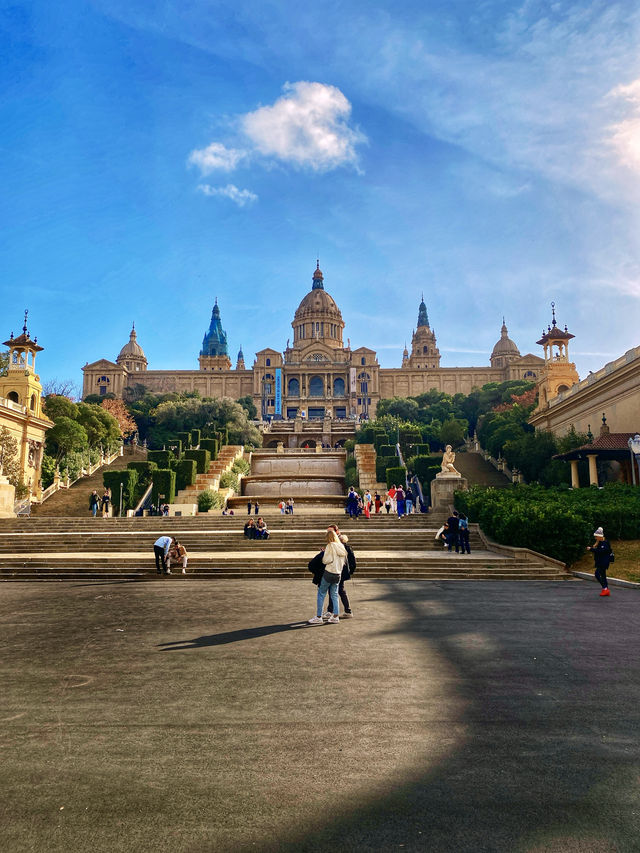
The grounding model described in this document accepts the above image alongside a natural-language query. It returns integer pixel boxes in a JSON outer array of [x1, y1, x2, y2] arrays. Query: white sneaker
[[182, 569, 186, 574], [341, 611, 353, 618], [308, 616, 324, 625], [322, 612, 332, 621], [327, 615, 340, 624]]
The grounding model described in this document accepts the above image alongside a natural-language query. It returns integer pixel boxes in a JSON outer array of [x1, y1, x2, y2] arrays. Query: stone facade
[[82, 264, 544, 417], [0, 314, 53, 502]]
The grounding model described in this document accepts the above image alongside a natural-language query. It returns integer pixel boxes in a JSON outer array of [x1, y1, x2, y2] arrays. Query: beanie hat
[[594, 527, 604, 538]]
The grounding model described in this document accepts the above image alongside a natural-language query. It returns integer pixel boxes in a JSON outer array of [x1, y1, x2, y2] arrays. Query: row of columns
[[570, 455, 598, 488]]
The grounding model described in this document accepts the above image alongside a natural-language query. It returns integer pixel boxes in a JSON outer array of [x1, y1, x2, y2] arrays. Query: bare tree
[[41, 378, 80, 400]]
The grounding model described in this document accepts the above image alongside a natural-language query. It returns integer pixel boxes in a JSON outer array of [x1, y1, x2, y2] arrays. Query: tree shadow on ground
[[256, 581, 640, 853]]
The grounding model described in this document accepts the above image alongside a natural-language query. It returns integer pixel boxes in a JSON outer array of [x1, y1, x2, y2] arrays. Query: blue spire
[[237, 344, 244, 360], [417, 293, 429, 328], [312, 260, 324, 290], [200, 298, 229, 357]]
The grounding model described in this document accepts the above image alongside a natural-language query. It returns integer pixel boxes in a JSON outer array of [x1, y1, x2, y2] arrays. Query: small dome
[[294, 288, 342, 320], [117, 326, 146, 361], [491, 321, 520, 357]]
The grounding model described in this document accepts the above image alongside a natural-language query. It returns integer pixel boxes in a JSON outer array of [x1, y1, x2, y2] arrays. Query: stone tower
[[490, 319, 521, 369], [236, 346, 245, 371], [199, 299, 232, 371], [533, 304, 579, 412], [116, 324, 147, 375], [405, 296, 440, 368]]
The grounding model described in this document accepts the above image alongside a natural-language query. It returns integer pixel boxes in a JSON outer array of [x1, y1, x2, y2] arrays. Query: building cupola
[[312, 260, 324, 290], [236, 345, 245, 371], [291, 263, 345, 351], [199, 299, 232, 371], [116, 323, 148, 373], [490, 318, 521, 368]]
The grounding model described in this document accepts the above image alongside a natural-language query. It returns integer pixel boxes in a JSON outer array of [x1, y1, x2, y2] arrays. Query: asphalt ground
[[1, 579, 638, 853]]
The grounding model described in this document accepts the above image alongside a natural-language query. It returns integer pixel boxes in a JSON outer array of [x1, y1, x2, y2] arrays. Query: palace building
[[82, 264, 544, 421]]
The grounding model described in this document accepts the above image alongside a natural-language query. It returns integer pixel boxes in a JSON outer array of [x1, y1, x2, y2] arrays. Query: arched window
[[557, 384, 569, 393], [333, 377, 345, 397], [30, 394, 36, 410], [266, 358, 271, 366], [423, 346, 428, 354], [7, 391, 19, 404], [361, 357, 365, 365], [309, 375, 324, 397], [288, 377, 300, 396], [523, 370, 536, 379]]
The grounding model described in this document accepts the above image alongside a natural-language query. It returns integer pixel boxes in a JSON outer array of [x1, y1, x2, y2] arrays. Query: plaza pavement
[[1, 579, 638, 852]]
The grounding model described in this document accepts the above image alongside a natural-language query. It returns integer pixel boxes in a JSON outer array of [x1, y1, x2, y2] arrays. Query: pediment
[[83, 359, 120, 370]]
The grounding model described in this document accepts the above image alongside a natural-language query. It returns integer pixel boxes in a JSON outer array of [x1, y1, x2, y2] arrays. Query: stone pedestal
[[430, 473, 468, 510], [0, 475, 16, 518]]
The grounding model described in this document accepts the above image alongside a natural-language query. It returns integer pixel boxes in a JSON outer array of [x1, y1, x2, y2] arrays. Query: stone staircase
[[0, 513, 569, 582], [175, 445, 244, 503], [30, 452, 135, 518], [455, 450, 511, 487]]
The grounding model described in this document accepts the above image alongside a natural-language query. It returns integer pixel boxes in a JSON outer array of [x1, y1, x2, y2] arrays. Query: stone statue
[[440, 444, 461, 476]]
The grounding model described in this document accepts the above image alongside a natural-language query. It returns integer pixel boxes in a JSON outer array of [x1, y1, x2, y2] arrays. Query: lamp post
[[628, 435, 640, 486]]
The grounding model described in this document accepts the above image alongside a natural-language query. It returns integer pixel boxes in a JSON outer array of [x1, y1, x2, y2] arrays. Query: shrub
[[231, 457, 250, 475], [103, 469, 139, 515], [151, 469, 176, 508], [344, 466, 359, 490], [174, 459, 197, 492], [200, 438, 218, 459], [455, 484, 640, 565], [166, 438, 182, 458], [183, 449, 211, 475], [344, 439, 356, 453], [376, 457, 391, 482], [219, 471, 239, 491], [385, 466, 406, 488], [378, 444, 396, 457], [127, 460, 158, 479], [412, 455, 440, 490], [190, 428, 201, 447], [198, 489, 223, 512], [148, 449, 173, 469], [413, 443, 431, 456], [177, 431, 191, 450]]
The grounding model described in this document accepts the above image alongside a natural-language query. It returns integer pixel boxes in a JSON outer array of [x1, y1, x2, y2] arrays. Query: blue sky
[[1, 0, 639, 394]]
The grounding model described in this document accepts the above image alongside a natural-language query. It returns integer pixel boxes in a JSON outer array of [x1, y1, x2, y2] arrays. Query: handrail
[[134, 483, 153, 514]]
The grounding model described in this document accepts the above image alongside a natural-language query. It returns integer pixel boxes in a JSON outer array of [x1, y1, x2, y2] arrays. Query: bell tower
[[533, 303, 579, 412], [0, 310, 45, 418], [406, 295, 440, 368], [199, 299, 232, 371]]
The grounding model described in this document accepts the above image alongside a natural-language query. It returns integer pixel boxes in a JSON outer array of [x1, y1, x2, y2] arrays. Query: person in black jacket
[[586, 526, 613, 597], [446, 510, 460, 553], [325, 525, 356, 619]]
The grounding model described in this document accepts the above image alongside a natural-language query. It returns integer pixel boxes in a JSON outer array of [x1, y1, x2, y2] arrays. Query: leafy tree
[[43, 394, 77, 421], [0, 426, 20, 484], [439, 418, 467, 448], [46, 417, 89, 461], [100, 398, 138, 438], [376, 397, 420, 422], [237, 395, 258, 420], [0, 350, 8, 377], [151, 397, 261, 447]]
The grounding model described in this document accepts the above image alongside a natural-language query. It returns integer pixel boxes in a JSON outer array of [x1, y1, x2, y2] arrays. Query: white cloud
[[607, 78, 640, 174], [188, 142, 247, 174], [196, 184, 258, 206], [241, 81, 365, 171]]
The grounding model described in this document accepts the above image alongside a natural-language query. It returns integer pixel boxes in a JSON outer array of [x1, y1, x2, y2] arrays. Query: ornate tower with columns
[[199, 299, 232, 371]]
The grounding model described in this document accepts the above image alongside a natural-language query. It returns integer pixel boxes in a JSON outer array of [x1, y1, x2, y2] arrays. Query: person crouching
[[308, 529, 346, 625]]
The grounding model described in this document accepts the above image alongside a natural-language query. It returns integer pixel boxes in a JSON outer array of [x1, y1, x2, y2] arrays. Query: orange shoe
[[599, 589, 610, 597]]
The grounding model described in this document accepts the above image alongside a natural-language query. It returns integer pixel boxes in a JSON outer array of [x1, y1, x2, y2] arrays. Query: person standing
[[247, 499, 252, 515], [89, 491, 99, 518], [587, 527, 613, 596], [374, 492, 382, 514], [388, 485, 397, 514], [101, 488, 111, 518], [287, 497, 295, 515], [458, 514, 471, 554], [384, 496, 391, 514], [308, 529, 347, 625], [405, 486, 414, 515], [396, 485, 406, 518], [325, 528, 356, 619], [446, 510, 460, 553], [346, 487, 358, 518], [254, 500, 260, 516], [154, 535, 175, 575]]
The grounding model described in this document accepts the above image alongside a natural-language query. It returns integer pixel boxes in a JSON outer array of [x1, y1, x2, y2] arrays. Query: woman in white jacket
[[308, 529, 347, 625]]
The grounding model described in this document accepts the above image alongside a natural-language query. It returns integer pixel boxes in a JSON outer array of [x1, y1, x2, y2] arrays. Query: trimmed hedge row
[[174, 459, 197, 492], [199, 438, 219, 459], [177, 432, 191, 450], [385, 466, 406, 488], [183, 449, 211, 475], [191, 429, 201, 447], [166, 439, 182, 458], [103, 469, 138, 515], [455, 483, 640, 565], [148, 449, 173, 469], [151, 469, 176, 508], [411, 455, 440, 489]]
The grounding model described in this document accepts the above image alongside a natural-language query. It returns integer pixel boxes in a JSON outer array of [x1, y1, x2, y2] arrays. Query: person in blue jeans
[[89, 491, 99, 517], [587, 526, 612, 596], [308, 530, 346, 625], [458, 513, 471, 553]]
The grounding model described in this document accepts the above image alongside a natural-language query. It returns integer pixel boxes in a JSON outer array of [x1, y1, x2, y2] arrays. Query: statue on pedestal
[[439, 444, 461, 477]]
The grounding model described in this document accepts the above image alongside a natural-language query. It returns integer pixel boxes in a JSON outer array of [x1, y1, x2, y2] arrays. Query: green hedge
[[455, 483, 640, 565], [385, 466, 407, 488], [174, 459, 197, 492], [198, 489, 224, 512], [151, 469, 176, 508], [411, 455, 441, 490], [219, 471, 239, 491], [166, 439, 182, 458], [103, 469, 139, 515], [127, 460, 158, 478], [184, 449, 211, 475], [190, 429, 201, 447], [413, 443, 431, 456], [148, 449, 173, 469], [200, 438, 219, 459], [374, 433, 390, 450], [177, 432, 191, 450], [375, 457, 392, 482], [378, 444, 396, 457]]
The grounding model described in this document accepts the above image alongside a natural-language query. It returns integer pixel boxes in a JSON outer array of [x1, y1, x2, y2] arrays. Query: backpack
[[459, 517, 468, 531]]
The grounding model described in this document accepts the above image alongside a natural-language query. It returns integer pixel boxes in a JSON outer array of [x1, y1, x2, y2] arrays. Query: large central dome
[[291, 264, 345, 350]]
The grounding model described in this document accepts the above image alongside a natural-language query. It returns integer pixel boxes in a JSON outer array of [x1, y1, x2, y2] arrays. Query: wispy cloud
[[196, 183, 258, 206], [607, 78, 640, 174], [188, 142, 247, 173]]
